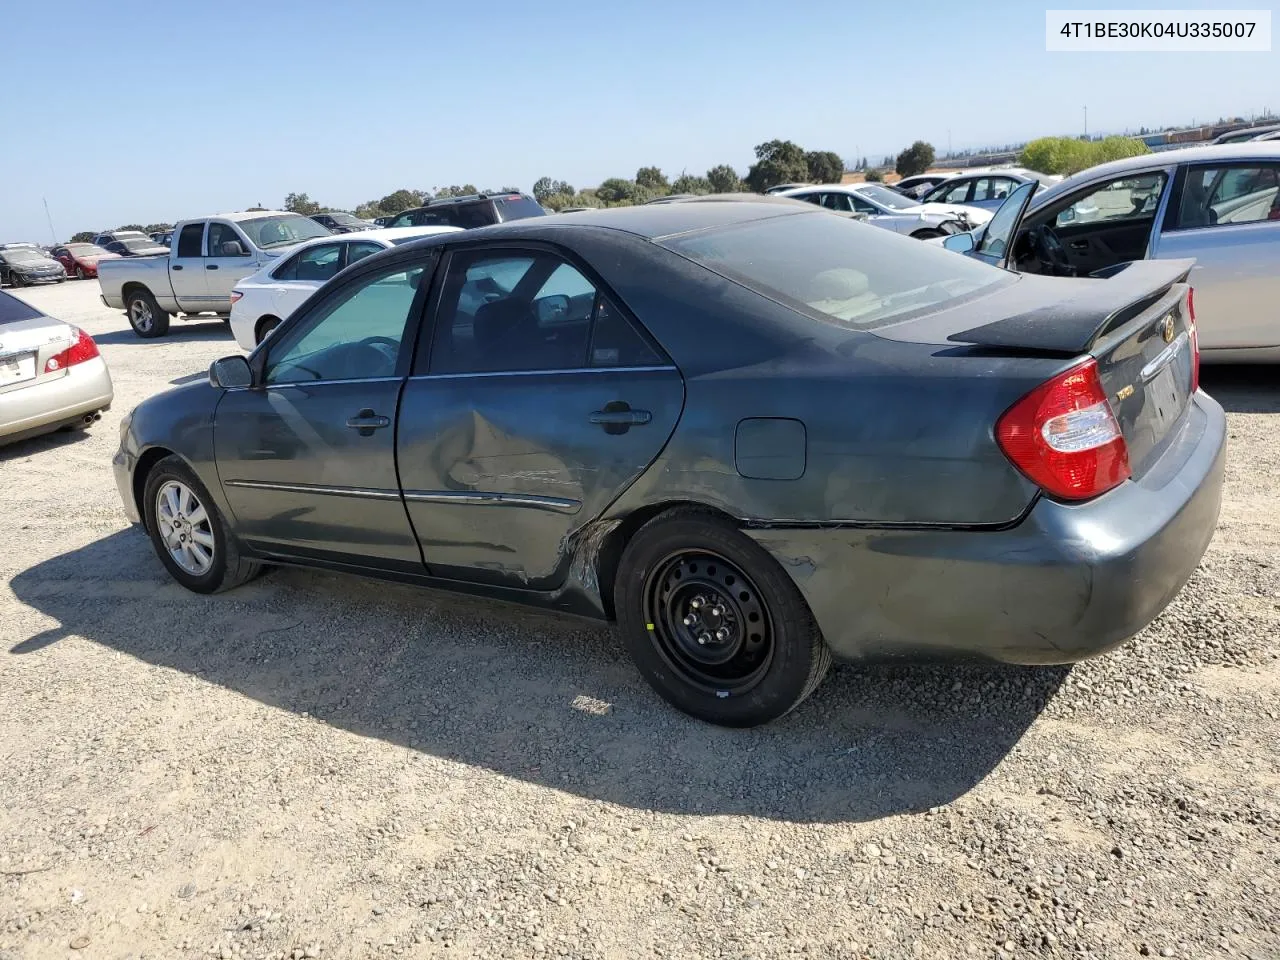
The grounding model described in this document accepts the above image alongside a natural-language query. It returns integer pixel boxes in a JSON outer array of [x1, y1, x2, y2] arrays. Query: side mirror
[[221, 240, 247, 256], [209, 355, 253, 389], [536, 294, 570, 325], [942, 232, 976, 254]]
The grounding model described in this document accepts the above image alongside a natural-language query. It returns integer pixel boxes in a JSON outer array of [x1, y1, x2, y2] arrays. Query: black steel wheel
[[645, 550, 774, 695], [616, 508, 831, 727]]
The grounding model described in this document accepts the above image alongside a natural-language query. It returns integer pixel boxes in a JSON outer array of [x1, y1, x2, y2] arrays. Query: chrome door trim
[[409, 365, 677, 382], [223, 478, 402, 500], [402, 489, 582, 514]]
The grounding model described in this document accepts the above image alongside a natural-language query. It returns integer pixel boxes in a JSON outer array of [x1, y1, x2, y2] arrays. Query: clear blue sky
[[2, 0, 1275, 242]]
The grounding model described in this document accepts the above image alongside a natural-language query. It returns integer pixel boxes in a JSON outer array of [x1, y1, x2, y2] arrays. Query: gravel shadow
[[1199, 366, 1279, 414], [93, 321, 233, 346], [0, 423, 95, 461], [10, 528, 1067, 824]]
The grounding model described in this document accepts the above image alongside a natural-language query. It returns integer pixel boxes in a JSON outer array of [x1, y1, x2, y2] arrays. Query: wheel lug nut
[[715, 627, 731, 642], [682, 615, 696, 626], [690, 597, 703, 609], [698, 632, 711, 645]]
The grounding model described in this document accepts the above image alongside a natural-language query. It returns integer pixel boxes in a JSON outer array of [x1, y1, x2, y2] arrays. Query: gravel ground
[[1, 281, 1277, 960]]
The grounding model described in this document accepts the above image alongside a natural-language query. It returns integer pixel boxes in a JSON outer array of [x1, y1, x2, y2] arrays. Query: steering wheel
[[1031, 224, 1076, 277]]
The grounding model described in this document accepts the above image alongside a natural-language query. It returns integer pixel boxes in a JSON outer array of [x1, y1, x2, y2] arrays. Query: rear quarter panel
[[97, 255, 178, 311]]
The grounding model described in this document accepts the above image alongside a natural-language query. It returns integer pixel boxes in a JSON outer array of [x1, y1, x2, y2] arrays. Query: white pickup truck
[[97, 210, 334, 338]]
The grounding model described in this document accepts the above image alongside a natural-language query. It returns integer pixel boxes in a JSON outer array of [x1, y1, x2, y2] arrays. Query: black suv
[[387, 192, 546, 230]]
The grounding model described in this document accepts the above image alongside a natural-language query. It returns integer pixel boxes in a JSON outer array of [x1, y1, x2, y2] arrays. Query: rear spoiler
[[947, 259, 1195, 356]]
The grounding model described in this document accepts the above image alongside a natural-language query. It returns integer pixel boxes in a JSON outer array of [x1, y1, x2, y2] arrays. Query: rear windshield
[[238, 215, 332, 249], [663, 211, 1012, 330], [493, 195, 546, 222], [0, 290, 42, 324]]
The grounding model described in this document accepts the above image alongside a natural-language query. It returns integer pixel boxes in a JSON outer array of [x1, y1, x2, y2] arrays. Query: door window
[[973, 177, 1016, 202], [426, 251, 662, 374], [346, 241, 385, 266], [1171, 163, 1280, 229], [849, 195, 879, 214], [265, 262, 425, 384], [1053, 172, 1168, 227], [176, 223, 204, 258], [293, 244, 343, 282], [819, 193, 855, 212], [207, 222, 248, 257]]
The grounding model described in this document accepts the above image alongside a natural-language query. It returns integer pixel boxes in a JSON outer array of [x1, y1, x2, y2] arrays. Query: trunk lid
[[873, 258, 1198, 480]]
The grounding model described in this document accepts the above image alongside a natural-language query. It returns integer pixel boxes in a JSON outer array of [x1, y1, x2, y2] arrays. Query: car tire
[[76, 266, 87, 280], [142, 455, 262, 594], [255, 316, 281, 345], [615, 507, 831, 727], [126, 288, 170, 338], [911, 228, 946, 240], [10, 272, 24, 287]]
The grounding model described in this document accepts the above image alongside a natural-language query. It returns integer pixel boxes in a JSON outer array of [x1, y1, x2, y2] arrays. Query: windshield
[[853, 185, 919, 211], [238, 215, 332, 249], [68, 244, 109, 256], [1, 249, 45, 263], [664, 211, 1010, 330], [329, 213, 366, 227], [120, 238, 162, 253]]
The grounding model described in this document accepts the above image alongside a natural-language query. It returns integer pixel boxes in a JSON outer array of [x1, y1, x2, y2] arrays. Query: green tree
[[805, 150, 845, 184], [864, 169, 884, 183], [596, 178, 638, 205], [533, 177, 575, 202], [635, 166, 669, 193], [116, 223, 145, 232], [143, 222, 173, 233], [1018, 136, 1149, 175], [434, 184, 479, 198], [745, 140, 810, 192], [1091, 135, 1151, 165], [70, 231, 94, 243], [284, 192, 322, 216], [706, 164, 743, 193], [670, 173, 712, 194], [894, 141, 936, 178], [378, 189, 427, 213]]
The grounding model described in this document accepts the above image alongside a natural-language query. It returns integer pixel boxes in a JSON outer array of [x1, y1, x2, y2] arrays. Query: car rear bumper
[[0, 358, 114, 444], [747, 391, 1226, 665]]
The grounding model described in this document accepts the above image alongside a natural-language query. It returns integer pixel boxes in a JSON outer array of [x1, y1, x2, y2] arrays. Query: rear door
[[1152, 160, 1280, 349], [204, 221, 260, 311], [170, 221, 210, 309], [396, 244, 685, 588]]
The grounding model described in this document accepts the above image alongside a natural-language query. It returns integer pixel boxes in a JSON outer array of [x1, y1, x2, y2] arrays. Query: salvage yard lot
[[2, 281, 1278, 959]]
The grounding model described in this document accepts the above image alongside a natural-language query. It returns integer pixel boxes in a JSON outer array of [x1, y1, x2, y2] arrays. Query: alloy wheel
[[130, 299, 153, 333], [155, 480, 216, 576]]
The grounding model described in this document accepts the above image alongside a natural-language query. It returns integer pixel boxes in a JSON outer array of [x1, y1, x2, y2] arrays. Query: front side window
[[1054, 172, 1168, 227], [287, 243, 343, 282], [664, 211, 1011, 330], [820, 193, 855, 213], [974, 177, 1016, 202], [427, 250, 660, 374], [930, 180, 973, 204], [177, 223, 204, 258], [207, 222, 249, 257], [266, 263, 425, 384], [1172, 163, 1280, 229]]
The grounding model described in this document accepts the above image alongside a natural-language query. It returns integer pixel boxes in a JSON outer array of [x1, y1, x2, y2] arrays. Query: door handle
[[589, 402, 651, 434], [1069, 240, 1089, 250], [172, 264, 183, 270], [346, 408, 391, 436], [207, 264, 219, 270]]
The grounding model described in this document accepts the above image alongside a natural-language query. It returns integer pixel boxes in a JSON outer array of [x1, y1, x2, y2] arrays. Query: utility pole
[[947, 129, 952, 158], [1083, 106, 1088, 138], [42, 197, 58, 244]]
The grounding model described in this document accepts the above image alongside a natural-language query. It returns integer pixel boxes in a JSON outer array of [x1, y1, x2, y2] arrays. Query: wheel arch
[[254, 314, 282, 344], [131, 445, 179, 528], [592, 500, 741, 621], [120, 280, 154, 303]]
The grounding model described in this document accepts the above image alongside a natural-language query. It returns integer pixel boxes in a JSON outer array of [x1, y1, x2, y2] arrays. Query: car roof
[[390, 198, 816, 246], [269, 226, 464, 254], [205, 210, 294, 222]]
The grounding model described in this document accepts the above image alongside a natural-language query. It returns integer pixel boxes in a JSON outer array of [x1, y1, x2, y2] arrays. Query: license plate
[[1148, 362, 1184, 432], [0, 352, 36, 386]]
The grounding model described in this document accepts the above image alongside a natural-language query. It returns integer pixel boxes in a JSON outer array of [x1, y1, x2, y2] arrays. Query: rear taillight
[[44, 326, 100, 373], [996, 358, 1130, 501], [1187, 287, 1200, 393], [230, 290, 243, 304]]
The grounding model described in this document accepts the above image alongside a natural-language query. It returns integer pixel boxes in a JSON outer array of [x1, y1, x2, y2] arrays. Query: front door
[[1153, 160, 1280, 349], [170, 221, 211, 310], [204, 220, 261, 312], [396, 246, 684, 589], [213, 256, 435, 571], [267, 241, 346, 319]]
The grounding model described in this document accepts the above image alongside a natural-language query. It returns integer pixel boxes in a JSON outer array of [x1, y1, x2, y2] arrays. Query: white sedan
[[228, 227, 460, 350], [778, 183, 993, 239]]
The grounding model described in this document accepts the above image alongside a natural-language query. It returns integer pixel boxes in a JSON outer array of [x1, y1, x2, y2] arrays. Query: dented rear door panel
[[395, 368, 684, 588]]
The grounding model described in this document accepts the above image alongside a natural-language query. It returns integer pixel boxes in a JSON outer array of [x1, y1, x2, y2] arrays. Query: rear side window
[[346, 241, 385, 266], [664, 212, 1010, 330], [177, 223, 204, 258], [0, 290, 41, 324], [1169, 163, 1280, 229]]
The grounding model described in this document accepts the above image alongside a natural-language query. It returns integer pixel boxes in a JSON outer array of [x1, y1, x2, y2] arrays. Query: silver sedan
[[939, 142, 1280, 362], [1, 290, 113, 445]]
